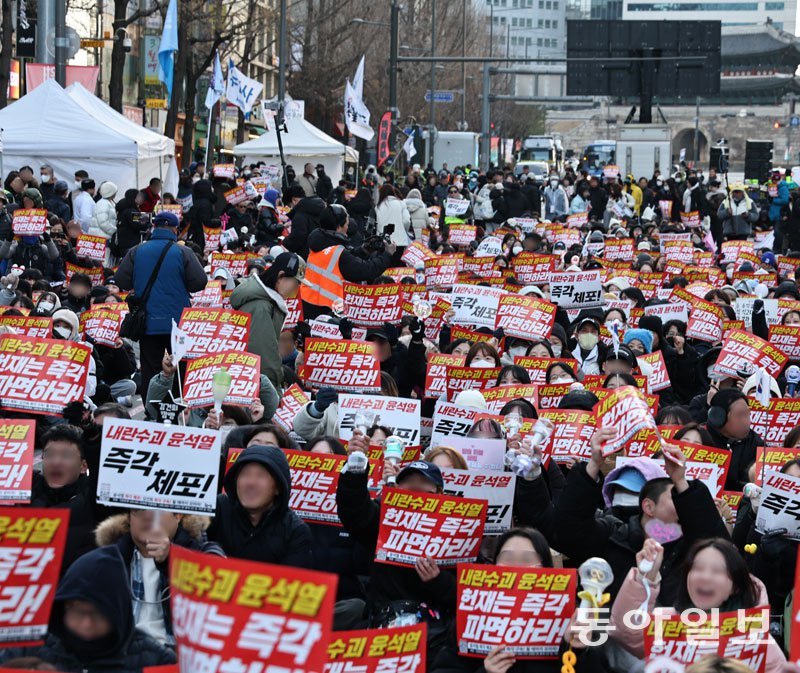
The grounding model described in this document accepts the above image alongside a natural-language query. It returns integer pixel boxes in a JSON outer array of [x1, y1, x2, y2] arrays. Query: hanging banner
[[377, 111, 392, 167], [337, 394, 421, 445], [170, 546, 336, 673], [440, 468, 515, 535], [375, 489, 487, 567], [25, 64, 99, 92], [182, 351, 260, 408], [298, 339, 380, 393], [177, 308, 251, 359], [98, 418, 221, 515], [0, 420, 34, 503], [456, 565, 576, 659], [0, 335, 91, 415], [325, 624, 426, 673], [0, 507, 69, 646], [343, 282, 403, 327]]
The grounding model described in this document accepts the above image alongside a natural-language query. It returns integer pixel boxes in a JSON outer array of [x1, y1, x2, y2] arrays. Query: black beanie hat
[[710, 387, 747, 412]]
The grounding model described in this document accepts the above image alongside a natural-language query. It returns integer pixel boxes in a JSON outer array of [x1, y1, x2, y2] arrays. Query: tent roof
[[233, 117, 349, 157], [0, 79, 136, 159], [65, 83, 175, 159]]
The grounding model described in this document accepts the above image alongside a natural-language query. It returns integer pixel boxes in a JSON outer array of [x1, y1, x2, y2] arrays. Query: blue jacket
[[115, 228, 207, 335], [769, 180, 790, 222]]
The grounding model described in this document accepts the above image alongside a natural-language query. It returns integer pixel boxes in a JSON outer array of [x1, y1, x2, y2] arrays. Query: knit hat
[[263, 188, 280, 207], [774, 281, 800, 301], [22, 187, 43, 209], [623, 328, 654, 354], [453, 389, 488, 410], [558, 388, 599, 412], [99, 182, 118, 199], [52, 308, 80, 340]]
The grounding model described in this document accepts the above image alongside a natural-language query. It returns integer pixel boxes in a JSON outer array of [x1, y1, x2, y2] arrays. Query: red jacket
[[139, 187, 161, 213]]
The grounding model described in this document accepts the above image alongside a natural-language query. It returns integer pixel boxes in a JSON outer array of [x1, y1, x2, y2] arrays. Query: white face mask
[[509, 346, 527, 358], [40, 174, 51, 183], [37, 300, 54, 313], [54, 325, 72, 340], [551, 344, 562, 357], [577, 333, 599, 351], [550, 179, 559, 187], [471, 359, 495, 368], [74, 181, 82, 191], [552, 376, 574, 385], [512, 244, 523, 255], [612, 491, 640, 508]]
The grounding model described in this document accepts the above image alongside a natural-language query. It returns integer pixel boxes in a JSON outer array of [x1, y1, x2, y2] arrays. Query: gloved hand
[[410, 317, 425, 342], [5, 229, 14, 242], [62, 401, 89, 427], [42, 232, 51, 243], [753, 299, 765, 315], [382, 322, 399, 348], [338, 317, 354, 340], [314, 387, 338, 414], [293, 321, 311, 351]]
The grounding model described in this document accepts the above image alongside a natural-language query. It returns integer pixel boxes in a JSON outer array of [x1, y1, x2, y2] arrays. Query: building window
[[512, 16, 518, 25], [512, 0, 518, 6], [539, 0, 544, 6], [501, 15, 506, 23], [538, 18, 543, 26], [627, 2, 759, 9], [552, 38, 557, 47], [527, 37, 533, 45], [526, 17, 533, 27], [553, 20, 558, 28], [553, 0, 558, 6], [765, 1, 784, 8]]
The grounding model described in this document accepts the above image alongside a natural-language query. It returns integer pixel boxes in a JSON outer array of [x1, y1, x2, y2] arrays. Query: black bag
[[119, 241, 174, 341]]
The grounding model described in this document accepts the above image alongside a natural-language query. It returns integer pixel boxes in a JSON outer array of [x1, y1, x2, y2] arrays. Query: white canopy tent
[[0, 79, 177, 194], [233, 117, 357, 183]]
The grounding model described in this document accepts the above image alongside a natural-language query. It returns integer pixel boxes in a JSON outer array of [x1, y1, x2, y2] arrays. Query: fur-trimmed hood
[[95, 513, 212, 547]]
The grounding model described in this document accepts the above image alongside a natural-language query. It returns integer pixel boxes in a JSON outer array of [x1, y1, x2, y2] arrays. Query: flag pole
[[203, 106, 214, 168]]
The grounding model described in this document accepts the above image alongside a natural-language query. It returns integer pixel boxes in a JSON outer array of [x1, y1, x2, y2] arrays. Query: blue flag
[[204, 51, 224, 110], [157, 0, 178, 101]]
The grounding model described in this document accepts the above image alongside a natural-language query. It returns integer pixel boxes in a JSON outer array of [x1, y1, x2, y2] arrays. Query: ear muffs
[[707, 405, 728, 429]]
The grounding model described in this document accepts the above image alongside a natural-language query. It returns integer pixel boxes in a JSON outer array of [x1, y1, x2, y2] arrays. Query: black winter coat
[[0, 546, 176, 673], [336, 471, 458, 618], [706, 425, 764, 491], [309, 523, 372, 601], [186, 179, 216, 249], [306, 228, 393, 284], [114, 191, 148, 257], [551, 463, 729, 606], [207, 444, 313, 566], [284, 196, 327, 259]]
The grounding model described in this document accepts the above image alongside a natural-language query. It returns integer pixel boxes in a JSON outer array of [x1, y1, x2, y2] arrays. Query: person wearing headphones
[[705, 388, 765, 491], [300, 204, 395, 320]]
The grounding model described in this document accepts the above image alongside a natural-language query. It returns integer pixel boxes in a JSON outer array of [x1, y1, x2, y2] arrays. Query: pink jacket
[[610, 567, 786, 673]]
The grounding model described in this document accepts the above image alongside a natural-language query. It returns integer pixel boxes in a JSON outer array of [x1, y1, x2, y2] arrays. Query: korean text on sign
[[0, 508, 69, 646], [596, 385, 657, 456], [0, 420, 34, 503], [457, 565, 576, 658], [325, 623, 426, 673], [98, 418, 221, 515], [441, 468, 515, 535], [337, 394, 421, 446], [343, 282, 403, 328], [170, 546, 336, 673], [756, 468, 800, 539], [178, 308, 251, 359], [548, 271, 603, 309], [299, 339, 381, 393], [183, 350, 260, 408], [0, 335, 91, 415], [375, 490, 487, 567]]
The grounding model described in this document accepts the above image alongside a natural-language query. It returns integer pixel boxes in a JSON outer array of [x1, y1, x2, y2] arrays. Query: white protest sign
[[475, 236, 503, 258], [734, 298, 779, 330], [98, 418, 221, 515], [441, 468, 516, 535], [643, 303, 689, 325], [755, 467, 800, 539], [447, 436, 507, 472], [308, 319, 366, 341], [445, 197, 470, 217], [430, 399, 480, 447], [449, 284, 507, 328], [548, 270, 603, 309], [337, 394, 422, 446]]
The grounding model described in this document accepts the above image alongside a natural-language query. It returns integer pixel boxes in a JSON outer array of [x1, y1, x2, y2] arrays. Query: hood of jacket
[[51, 545, 133, 656], [223, 444, 292, 517], [405, 197, 427, 213], [288, 195, 326, 219], [229, 274, 287, 314], [192, 179, 214, 201], [94, 513, 211, 547], [308, 226, 347, 253]]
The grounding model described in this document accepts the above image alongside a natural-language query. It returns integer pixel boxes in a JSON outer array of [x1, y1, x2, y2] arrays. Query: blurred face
[[368, 337, 391, 363], [276, 275, 299, 299], [643, 485, 678, 524], [22, 196, 34, 209], [129, 509, 180, 549], [397, 472, 437, 494], [64, 600, 112, 641], [722, 399, 751, 440], [278, 331, 295, 358], [309, 440, 336, 454], [10, 176, 24, 193], [496, 535, 543, 568], [430, 452, 455, 469], [680, 429, 703, 445], [369, 428, 389, 445], [501, 370, 523, 385], [785, 311, 800, 326], [151, 181, 162, 195], [42, 440, 85, 488], [236, 463, 279, 510], [247, 430, 280, 447], [527, 343, 551, 358], [452, 342, 470, 357], [785, 463, 800, 476], [69, 282, 90, 299], [687, 547, 735, 611]]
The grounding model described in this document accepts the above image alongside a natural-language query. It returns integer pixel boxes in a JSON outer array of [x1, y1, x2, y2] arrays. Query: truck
[[579, 140, 617, 177], [422, 130, 481, 169], [515, 136, 563, 176], [615, 125, 671, 180]]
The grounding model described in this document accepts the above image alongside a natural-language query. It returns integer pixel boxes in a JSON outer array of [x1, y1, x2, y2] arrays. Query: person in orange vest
[[300, 204, 395, 320]]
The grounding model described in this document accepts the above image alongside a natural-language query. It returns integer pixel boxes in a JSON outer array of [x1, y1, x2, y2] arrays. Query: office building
[[622, 0, 796, 33]]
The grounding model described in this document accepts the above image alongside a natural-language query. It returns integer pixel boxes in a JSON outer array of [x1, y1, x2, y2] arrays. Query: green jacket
[[230, 274, 287, 389]]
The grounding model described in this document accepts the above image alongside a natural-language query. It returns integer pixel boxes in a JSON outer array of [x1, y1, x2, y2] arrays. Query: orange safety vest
[[300, 245, 345, 308]]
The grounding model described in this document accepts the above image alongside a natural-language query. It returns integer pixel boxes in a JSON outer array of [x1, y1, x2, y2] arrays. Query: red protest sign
[[514, 357, 577, 385], [462, 256, 499, 279], [65, 262, 104, 286], [75, 234, 108, 261], [644, 608, 769, 673], [769, 324, 800, 360], [178, 308, 251, 359], [604, 238, 635, 262], [284, 297, 303, 330], [481, 384, 538, 413], [79, 304, 127, 347], [715, 329, 788, 379], [11, 209, 47, 236], [326, 624, 427, 673], [213, 163, 236, 179], [720, 490, 743, 518], [343, 282, 403, 327], [445, 365, 499, 402], [595, 386, 657, 456], [425, 353, 466, 399], [191, 280, 223, 308], [0, 335, 91, 415], [224, 184, 249, 205], [285, 450, 382, 526], [0, 508, 70, 646], [299, 339, 380, 393], [170, 545, 336, 673], [680, 210, 701, 228], [566, 212, 588, 228], [375, 490, 487, 567], [425, 256, 462, 288], [639, 351, 670, 392], [401, 242, 436, 269], [0, 421, 34, 503], [448, 223, 477, 246], [183, 351, 260, 408], [685, 296, 725, 343], [539, 409, 596, 463], [494, 294, 555, 340], [209, 252, 257, 278], [675, 440, 731, 491], [273, 384, 311, 432], [203, 226, 222, 254], [534, 382, 574, 411], [0, 315, 51, 338], [511, 253, 555, 285], [457, 565, 576, 658]]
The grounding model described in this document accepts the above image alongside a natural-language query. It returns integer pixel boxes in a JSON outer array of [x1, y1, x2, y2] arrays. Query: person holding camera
[[300, 204, 395, 320]]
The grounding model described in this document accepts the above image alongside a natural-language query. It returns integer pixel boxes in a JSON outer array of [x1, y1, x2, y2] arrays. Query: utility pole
[[389, 1, 400, 124], [693, 96, 700, 165], [54, 0, 66, 85], [460, 0, 466, 129], [481, 62, 491, 170], [277, 0, 287, 102], [429, 0, 436, 169]]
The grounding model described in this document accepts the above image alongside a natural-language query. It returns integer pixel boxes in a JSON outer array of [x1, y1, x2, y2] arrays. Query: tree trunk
[[164, 13, 188, 141], [181, 68, 198, 168], [108, 0, 129, 112], [0, 0, 12, 108]]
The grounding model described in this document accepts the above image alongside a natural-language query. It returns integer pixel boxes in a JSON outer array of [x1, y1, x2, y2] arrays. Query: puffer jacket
[[719, 194, 759, 238], [0, 546, 176, 673], [88, 198, 117, 239], [405, 197, 431, 236], [375, 196, 413, 247], [284, 196, 326, 259], [229, 274, 287, 389], [610, 567, 786, 673], [207, 444, 313, 566], [292, 401, 339, 442]]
